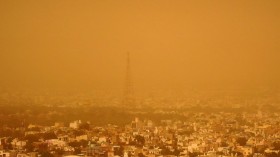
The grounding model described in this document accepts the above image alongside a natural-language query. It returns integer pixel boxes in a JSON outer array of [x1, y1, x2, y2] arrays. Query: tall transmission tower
[[123, 52, 134, 107]]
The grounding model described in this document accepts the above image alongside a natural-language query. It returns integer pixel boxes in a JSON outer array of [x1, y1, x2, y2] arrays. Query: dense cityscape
[[0, 90, 280, 157], [1, 0, 279, 157]]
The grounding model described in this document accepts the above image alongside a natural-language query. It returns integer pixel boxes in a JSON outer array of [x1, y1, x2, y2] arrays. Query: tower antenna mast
[[123, 52, 134, 107]]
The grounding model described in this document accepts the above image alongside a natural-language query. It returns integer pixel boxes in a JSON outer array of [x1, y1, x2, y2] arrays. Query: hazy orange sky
[[0, 0, 279, 93]]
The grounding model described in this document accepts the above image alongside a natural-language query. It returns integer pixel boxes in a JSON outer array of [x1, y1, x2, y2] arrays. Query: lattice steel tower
[[123, 52, 134, 107]]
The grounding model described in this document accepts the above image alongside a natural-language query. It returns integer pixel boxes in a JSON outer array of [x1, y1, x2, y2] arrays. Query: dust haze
[[1, 1, 280, 157], [0, 0, 279, 96]]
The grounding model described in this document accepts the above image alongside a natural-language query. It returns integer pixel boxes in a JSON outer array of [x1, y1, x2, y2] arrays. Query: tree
[[138, 152, 145, 157], [114, 145, 124, 156], [236, 137, 247, 146], [135, 135, 145, 147], [68, 141, 81, 148], [265, 152, 279, 157], [74, 147, 81, 154], [220, 141, 229, 147], [79, 122, 90, 130], [25, 142, 34, 152], [161, 146, 172, 155], [40, 151, 54, 157], [80, 139, 88, 147], [272, 141, 280, 150], [38, 143, 48, 153], [73, 130, 85, 136], [25, 134, 39, 143], [173, 148, 181, 156], [54, 148, 64, 156], [255, 145, 267, 153], [43, 132, 57, 140]]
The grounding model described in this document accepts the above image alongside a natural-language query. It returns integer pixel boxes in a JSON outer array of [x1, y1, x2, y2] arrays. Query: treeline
[[0, 104, 279, 128]]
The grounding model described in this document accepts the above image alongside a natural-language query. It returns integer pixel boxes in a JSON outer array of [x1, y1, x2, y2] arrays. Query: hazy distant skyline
[[0, 0, 279, 93]]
